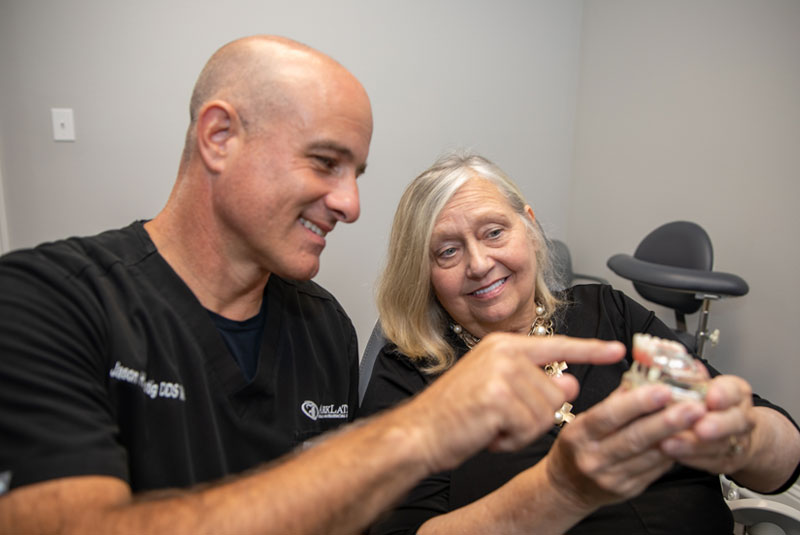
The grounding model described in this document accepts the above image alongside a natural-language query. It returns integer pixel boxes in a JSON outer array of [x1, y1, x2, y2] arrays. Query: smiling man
[[0, 36, 630, 534]]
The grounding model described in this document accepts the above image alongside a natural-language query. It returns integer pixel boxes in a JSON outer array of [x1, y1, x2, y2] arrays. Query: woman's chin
[[471, 315, 519, 334]]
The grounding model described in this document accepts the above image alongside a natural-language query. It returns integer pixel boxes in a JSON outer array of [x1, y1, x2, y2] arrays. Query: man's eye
[[314, 156, 337, 169]]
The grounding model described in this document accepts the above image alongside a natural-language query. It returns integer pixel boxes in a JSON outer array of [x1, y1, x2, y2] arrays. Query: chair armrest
[[607, 254, 749, 297], [728, 498, 800, 534]]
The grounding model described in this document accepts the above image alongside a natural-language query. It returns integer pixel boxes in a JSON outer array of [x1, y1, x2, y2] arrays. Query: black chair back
[[633, 221, 713, 315]]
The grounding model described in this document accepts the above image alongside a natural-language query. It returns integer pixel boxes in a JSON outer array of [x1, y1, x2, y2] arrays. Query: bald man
[[0, 36, 627, 533]]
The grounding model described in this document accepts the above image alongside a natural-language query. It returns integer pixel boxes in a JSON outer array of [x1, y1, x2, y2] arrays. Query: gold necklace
[[450, 302, 574, 426], [451, 302, 554, 348]]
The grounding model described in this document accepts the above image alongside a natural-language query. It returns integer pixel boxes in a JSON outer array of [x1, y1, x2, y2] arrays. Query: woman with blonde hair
[[359, 151, 800, 534]]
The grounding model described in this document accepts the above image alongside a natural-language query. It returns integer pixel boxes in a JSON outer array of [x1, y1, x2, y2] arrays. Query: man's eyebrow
[[307, 141, 368, 176]]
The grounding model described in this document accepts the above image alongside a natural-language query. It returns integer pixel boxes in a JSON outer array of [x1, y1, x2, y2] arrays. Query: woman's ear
[[195, 100, 241, 173], [524, 205, 536, 223]]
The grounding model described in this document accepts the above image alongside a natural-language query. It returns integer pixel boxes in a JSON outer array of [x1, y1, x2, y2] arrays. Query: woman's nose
[[466, 244, 492, 278]]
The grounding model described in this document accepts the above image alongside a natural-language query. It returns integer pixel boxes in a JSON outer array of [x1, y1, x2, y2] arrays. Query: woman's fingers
[[659, 375, 757, 473], [546, 385, 708, 508], [576, 383, 673, 439]]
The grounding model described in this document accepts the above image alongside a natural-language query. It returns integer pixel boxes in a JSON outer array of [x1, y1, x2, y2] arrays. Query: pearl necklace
[[450, 302, 574, 426], [451, 302, 553, 347]]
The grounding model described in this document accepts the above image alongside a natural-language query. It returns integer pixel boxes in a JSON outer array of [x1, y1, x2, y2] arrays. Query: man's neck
[[144, 210, 269, 321]]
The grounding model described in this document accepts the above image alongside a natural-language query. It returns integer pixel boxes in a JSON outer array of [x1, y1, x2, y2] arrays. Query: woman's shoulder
[[357, 344, 437, 418], [559, 283, 645, 318], [377, 343, 430, 373], [555, 283, 661, 341], [560, 282, 623, 302]]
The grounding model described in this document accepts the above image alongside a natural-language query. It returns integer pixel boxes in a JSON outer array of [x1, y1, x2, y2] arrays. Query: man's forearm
[[1, 336, 628, 535], [202, 411, 433, 535], [0, 407, 434, 535]]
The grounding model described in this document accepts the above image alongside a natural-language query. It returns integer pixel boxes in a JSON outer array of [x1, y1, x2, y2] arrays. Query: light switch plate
[[51, 108, 75, 141]]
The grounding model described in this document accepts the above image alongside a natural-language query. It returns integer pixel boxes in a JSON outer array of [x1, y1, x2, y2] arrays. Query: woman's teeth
[[300, 217, 325, 237], [473, 277, 507, 296]]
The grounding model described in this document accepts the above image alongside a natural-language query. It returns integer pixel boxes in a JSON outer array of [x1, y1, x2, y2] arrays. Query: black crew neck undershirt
[[207, 301, 267, 381]]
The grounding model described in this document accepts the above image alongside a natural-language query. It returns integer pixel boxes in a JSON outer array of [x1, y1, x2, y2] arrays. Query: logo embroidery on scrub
[[301, 400, 348, 421]]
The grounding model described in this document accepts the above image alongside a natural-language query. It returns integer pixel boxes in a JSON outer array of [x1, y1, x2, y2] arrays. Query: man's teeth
[[473, 278, 506, 296], [300, 217, 325, 237]]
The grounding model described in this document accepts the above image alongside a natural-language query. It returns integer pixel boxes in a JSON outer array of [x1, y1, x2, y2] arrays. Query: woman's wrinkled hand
[[543, 383, 706, 511], [660, 374, 756, 474]]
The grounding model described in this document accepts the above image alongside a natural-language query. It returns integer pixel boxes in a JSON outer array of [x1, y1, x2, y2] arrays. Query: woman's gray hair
[[377, 151, 562, 374]]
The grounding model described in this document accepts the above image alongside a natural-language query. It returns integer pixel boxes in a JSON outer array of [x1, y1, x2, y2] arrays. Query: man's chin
[[275, 261, 320, 282]]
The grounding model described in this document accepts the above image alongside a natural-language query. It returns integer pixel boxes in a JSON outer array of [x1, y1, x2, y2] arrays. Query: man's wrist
[[375, 399, 447, 476]]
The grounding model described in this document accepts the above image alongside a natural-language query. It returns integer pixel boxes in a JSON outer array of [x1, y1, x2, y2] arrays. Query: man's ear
[[195, 101, 241, 173]]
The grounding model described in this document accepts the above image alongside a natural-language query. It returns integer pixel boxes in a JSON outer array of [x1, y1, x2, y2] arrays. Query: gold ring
[[727, 435, 744, 456]]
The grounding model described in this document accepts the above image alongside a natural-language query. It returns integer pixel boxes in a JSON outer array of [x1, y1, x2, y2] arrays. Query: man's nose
[[326, 173, 360, 223]]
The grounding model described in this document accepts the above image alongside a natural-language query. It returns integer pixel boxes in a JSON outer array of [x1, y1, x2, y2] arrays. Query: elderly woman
[[358, 152, 800, 534]]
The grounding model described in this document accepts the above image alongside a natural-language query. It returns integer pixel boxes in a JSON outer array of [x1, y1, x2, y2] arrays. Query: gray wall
[[1, 0, 798, 417], [0, 0, 583, 360], [0, 160, 7, 253], [569, 0, 800, 415]]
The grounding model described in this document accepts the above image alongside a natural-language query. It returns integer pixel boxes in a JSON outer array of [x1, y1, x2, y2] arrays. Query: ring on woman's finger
[[554, 402, 575, 426], [727, 435, 744, 456]]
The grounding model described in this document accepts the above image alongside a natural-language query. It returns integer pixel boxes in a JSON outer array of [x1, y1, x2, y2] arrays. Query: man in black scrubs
[[0, 35, 630, 534]]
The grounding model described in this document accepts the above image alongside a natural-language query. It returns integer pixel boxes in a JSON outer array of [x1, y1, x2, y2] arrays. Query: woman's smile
[[469, 276, 509, 298]]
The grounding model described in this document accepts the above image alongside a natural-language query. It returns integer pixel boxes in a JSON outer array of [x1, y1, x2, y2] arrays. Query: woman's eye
[[439, 247, 457, 258], [487, 228, 503, 239]]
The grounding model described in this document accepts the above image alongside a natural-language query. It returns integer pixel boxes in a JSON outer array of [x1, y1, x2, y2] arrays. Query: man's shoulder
[[270, 276, 354, 331], [0, 221, 153, 279], [272, 276, 342, 305]]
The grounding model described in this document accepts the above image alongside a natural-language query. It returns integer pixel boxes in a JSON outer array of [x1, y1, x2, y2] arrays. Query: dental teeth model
[[622, 333, 709, 402]]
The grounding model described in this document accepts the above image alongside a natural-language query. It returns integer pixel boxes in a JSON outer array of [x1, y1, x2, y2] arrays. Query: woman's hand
[[660, 375, 756, 474], [661, 374, 800, 493], [543, 383, 707, 512]]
